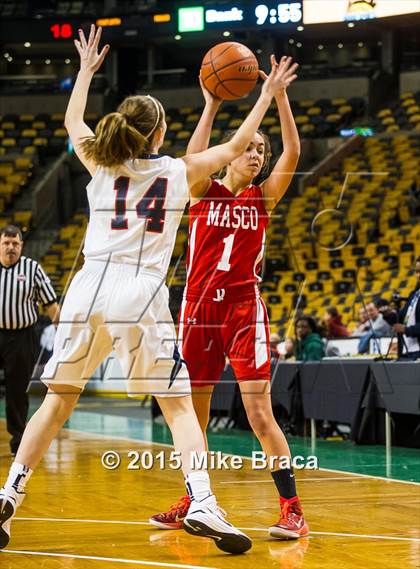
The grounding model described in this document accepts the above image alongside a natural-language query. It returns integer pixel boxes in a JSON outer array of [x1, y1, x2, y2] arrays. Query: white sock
[[185, 471, 212, 502], [3, 462, 33, 493]]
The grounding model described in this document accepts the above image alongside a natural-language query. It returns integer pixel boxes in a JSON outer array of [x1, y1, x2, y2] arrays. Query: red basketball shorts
[[178, 296, 271, 387]]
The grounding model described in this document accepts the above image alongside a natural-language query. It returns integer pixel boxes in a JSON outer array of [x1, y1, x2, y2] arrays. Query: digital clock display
[[255, 3, 303, 25]]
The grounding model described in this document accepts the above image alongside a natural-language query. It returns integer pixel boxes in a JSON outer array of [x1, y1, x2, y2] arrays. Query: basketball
[[200, 42, 259, 101]]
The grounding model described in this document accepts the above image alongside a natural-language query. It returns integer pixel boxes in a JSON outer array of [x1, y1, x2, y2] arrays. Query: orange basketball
[[200, 42, 259, 101]]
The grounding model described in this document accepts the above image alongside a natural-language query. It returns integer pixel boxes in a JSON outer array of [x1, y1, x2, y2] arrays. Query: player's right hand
[[74, 24, 110, 74]]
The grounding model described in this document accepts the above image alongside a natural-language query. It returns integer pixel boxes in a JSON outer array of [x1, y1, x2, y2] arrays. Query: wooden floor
[[0, 420, 419, 569]]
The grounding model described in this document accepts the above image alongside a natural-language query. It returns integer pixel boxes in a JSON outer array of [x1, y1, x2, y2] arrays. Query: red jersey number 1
[[111, 176, 167, 234], [216, 233, 235, 271]]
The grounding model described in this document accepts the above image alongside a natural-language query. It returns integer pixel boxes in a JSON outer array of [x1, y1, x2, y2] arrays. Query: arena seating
[[0, 112, 98, 235], [41, 212, 87, 294], [164, 96, 365, 155], [376, 91, 420, 133], [262, 133, 420, 333]]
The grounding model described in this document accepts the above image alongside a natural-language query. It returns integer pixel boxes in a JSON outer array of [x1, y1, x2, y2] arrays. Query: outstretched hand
[[260, 55, 298, 97], [74, 24, 110, 74]]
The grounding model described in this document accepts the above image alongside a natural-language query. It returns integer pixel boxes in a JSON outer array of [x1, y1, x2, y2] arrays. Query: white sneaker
[[0, 486, 25, 549], [183, 494, 252, 554]]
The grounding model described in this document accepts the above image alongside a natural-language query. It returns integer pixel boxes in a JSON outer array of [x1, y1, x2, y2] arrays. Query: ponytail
[[80, 112, 149, 168]]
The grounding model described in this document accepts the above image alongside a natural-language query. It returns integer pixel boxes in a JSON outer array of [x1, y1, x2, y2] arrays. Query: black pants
[[0, 326, 38, 453]]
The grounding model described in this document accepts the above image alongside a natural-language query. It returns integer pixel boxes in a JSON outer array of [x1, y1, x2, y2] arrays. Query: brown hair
[[80, 95, 165, 168], [216, 129, 272, 180], [0, 224, 23, 240]]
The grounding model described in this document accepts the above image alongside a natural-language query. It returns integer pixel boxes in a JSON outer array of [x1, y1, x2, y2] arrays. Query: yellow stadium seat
[[299, 99, 315, 108], [377, 109, 391, 118], [13, 210, 32, 225], [326, 114, 340, 122], [262, 116, 276, 126], [228, 118, 242, 128], [300, 124, 315, 134], [54, 128, 67, 137], [20, 114, 34, 122], [0, 183, 14, 198], [15, 157, 33, 170], [401, 98, 416, 108], [175, 130, 190, 140], [406, 105, 420, 115], [0, 164, 13, 176], [382, 117, 395, 125], [1, 138, 16, 147], [22, 129, 37, 138], [307, 107, 321, 116], [409, 114, 420, 124]]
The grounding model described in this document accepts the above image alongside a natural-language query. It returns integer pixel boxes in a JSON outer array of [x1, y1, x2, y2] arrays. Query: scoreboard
[[0, 1, 418, 43], [0, 3, 304, 43]]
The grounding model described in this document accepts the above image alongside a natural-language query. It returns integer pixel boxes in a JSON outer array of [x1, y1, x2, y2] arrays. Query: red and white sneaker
[[149, 495, 191, 530], [269, 497, 309, 539]]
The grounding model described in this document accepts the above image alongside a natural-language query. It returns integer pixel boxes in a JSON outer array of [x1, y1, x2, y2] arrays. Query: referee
[[0, 224, 59, 455]]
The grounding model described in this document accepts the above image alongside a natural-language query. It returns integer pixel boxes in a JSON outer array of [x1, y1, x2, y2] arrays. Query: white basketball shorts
[[41, 260, 190, 398]]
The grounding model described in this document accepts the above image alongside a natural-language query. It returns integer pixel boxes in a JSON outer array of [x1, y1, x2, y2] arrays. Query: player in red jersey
[[150, 56, 308, 539]]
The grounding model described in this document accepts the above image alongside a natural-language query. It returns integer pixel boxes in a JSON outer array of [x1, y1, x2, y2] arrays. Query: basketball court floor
[[0, 397, 419, 568]]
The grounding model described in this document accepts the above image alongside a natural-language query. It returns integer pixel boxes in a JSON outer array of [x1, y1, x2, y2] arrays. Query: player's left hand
[[74, 24, 110, 74], [259, 55, 298, 93], [393, 323, 406, 334]]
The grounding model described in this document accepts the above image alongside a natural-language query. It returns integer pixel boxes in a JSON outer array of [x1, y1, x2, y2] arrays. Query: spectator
[[277, 337, 295, 360], [323, 306, 349, 338], [0, 225, 59, 455], [295, 316, 325, 361], [357, 299, 392, 354], [269, 332, 281, 359], [351, 306, 369, 336], [382, 257, 420, 360]]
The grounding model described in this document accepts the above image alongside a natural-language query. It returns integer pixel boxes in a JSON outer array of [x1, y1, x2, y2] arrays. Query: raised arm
[[260, 56, 300, 213], [187, 79, 222, 199], [183, 56, 288, 189], [64, 25, 109, 177]]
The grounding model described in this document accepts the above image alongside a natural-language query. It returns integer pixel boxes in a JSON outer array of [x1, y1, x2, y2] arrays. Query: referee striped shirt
[[0, 256, 57, 330]]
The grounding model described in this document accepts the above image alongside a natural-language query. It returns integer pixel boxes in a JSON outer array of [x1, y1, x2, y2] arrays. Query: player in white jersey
[[0, 25, 291, 554]]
